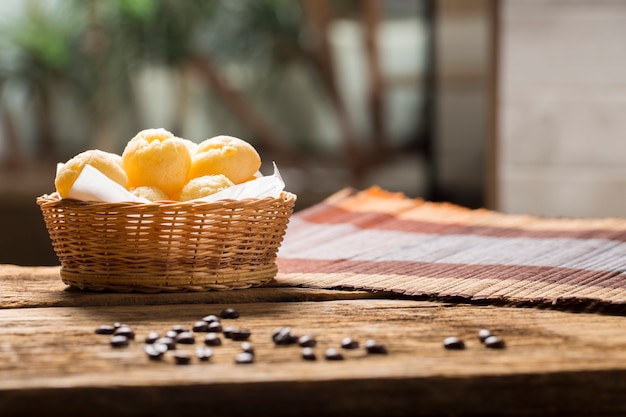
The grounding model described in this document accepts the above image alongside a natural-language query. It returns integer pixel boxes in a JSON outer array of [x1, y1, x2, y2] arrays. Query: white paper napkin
[[61, 162, 285, 203]]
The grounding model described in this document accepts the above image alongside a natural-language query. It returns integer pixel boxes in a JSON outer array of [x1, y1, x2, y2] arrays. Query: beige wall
[[498, 0, 626, 218]]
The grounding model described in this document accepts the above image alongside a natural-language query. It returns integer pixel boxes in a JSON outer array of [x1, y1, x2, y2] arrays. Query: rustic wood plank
[[1, 299, 625, 416], [0, 265, 385, 308], [6, 265, 625, 316]]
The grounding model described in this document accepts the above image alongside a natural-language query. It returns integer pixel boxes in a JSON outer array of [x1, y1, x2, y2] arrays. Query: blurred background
[[2, 0, 626, 266]]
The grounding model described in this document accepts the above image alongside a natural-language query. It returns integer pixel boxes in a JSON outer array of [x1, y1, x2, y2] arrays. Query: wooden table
[[1, 265, 626, 417]]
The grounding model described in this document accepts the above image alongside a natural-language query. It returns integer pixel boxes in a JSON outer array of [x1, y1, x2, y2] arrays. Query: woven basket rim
[[36, 190, 296, 208]]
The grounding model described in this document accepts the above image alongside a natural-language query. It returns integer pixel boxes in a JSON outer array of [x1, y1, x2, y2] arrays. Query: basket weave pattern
[[37, 192, 296, 293]]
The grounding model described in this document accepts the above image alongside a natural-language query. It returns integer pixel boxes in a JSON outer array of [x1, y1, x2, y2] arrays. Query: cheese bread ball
[[130, 186, 169, 202], [184, 138, 198, 155], [121, 128, 192, 200], [188, 135, 261, 185], [55, 149, 128, 199], [179, 174, 234, 201]]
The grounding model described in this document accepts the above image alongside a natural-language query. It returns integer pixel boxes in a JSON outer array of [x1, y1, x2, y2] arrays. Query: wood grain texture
[[1, 298, 626, 416], [0, 265, 383, 308]]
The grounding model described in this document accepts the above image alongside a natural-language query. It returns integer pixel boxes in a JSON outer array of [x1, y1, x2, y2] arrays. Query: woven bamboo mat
[[276, 187, 626, 313]]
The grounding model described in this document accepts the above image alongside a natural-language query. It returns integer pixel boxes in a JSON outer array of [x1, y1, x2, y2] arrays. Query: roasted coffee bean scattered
[[298, 335, 317, 348], [271, 327, 286, 341], [207, 321, 222, 333], [95, 324, 115, 335], [173, 351, 192, 365], [364, 339, 388, 354], [171, 325, 188, 334], [229, 328, 251, 341], [272, 327, 298, 345], [154, 342, 169, 354], [113, 326, 135, 340], [145, 343, 167, 360], [484, 335, 506, 349], [202, 315, 220, 324], [204, 333, 222, 346], [241, 342, 254, 355], [110, 335, 129, 348], [220, 308, 240, 319], [324, 348, 344, 361], [301, 347, 316, 361], [175, 331, 195, 344], [195, 347, 214, 362], [478, 329, 492, 342], [443, 336, 465, 350], [235, 352, 254, 364], [341, 337, 359, 349], [155, 337, 176, 350], [145, 332, 160, 344], [97, 319, 396, 366], [222, 326, 236, 339], [192, 321, 209, 332]]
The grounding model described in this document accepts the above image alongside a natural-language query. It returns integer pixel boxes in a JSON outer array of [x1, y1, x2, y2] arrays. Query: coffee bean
[[341, 337, 359, 349], [223, 326, 236, 339], [220, 308, 240, 319], [192, 321, 209, 332], [235, 352, 254, 364], [153, 342, 169, 354], [478, 329, 493, 342], [301, 347, 317, 361], [364, 339, 388, 354], [144, 332, 160, 344], [95, 324, 115, 335], [171, 325, 188, 334], [113, 326, 135, 340], [298, 335, 317, 348], [155, 337, 176, 350], [272, 327, 298, 345], [202, 315, 220, 324], [271, 327, 285, 341], [443, 336, 465, 350], [241, 342, 254, 355], [484, 335, 506, 349], [229, 328, 251, 341], [173, 351, 191, 365], [175, 331, 195, 344], [145, 343, 167, 360], [110, 335, 129, 348], [204, 333, 222, 346], [195, 347, 214, 362], [324, 348, 344, 361], [207, 321, 222, 333]]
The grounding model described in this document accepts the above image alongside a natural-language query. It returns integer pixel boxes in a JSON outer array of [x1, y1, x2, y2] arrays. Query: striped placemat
[[276, 187, 626, 313]]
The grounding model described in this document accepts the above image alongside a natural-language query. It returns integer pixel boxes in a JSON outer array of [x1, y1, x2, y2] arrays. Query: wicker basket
[[36, 191, 296, 293]]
